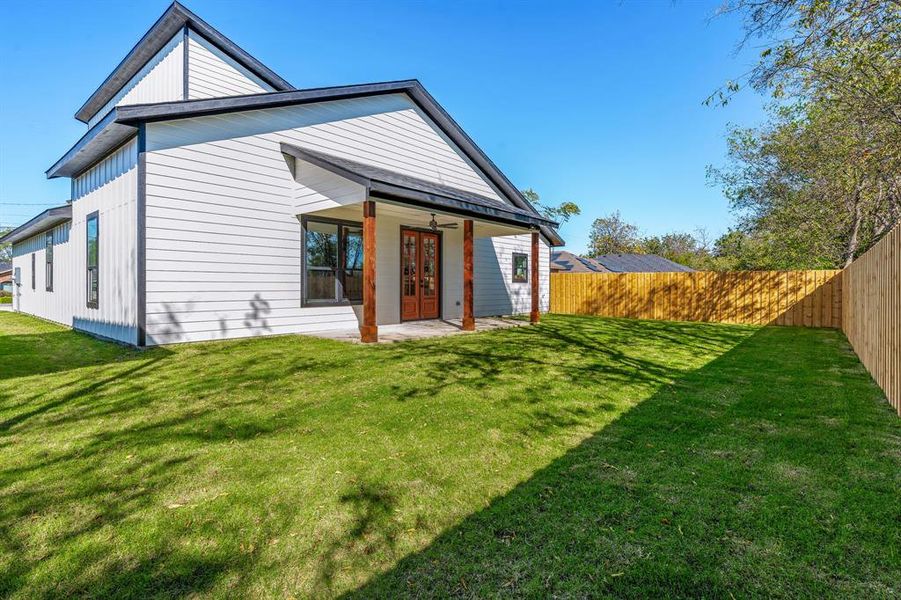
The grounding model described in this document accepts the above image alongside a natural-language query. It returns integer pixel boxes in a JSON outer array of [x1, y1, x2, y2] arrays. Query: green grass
[[0, 312, 898, 598]]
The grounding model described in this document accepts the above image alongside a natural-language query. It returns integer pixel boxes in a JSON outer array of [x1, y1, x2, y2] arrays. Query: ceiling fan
[[429, 213, 459, 230]]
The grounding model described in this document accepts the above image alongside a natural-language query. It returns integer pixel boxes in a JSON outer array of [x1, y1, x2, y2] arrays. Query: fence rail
[[842, 226, 900, 415], [550, 270, 843, 328]]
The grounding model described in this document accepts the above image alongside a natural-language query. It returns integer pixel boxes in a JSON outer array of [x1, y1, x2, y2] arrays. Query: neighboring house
[[550, 251, 610, 273], [0, 263, 11, 294], [593, 254, 694, 273], [0, 2, 562, 346]]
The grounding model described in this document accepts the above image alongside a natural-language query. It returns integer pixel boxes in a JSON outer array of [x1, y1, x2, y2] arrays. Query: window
[[86, 212, 99, 308], [303, 217, 363, 304], [31, 254, 36, 289], [512, 252, 528, 283], [45, 232, 54, 292]]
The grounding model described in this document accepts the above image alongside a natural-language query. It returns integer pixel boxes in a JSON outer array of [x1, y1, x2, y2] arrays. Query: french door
[[401, 229, 440, 320]]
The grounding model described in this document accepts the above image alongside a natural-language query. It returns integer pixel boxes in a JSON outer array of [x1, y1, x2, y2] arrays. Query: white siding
[[146, 94, 506, 203], [292, 159, 366, 214], [11, 222, 73, 326], [187, 31, 273, 99], [475, 234, 550, 316], [142, 95, 547, 344], [86, 33, 184, 128]]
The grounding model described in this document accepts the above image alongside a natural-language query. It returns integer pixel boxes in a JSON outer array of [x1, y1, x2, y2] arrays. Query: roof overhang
[[114, 80, 564, 245], [281, 143, 558, 230], [46, 110, 138, 179], [51, 79, 565, 245], [74, 1, 293, 124], [0, 205, 73, 245]]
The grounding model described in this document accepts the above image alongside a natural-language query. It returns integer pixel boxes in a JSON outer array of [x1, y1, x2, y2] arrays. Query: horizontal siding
[[293, 159, 366, 214], [146, 94, 505, 202], [87, 33, 184, 128], [142, 93, 546, 344], [475, 235, 550, 316], [187, 31, 273, 99]]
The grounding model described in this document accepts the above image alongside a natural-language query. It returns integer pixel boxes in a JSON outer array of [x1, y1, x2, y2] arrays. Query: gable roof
[[550, 250, 610, 273], [282, 144, 557, 229], [74, 1, 293, 124], [593, 253, 694, 273], [0, 205, 73, 245], [49, 79, 565, 246]]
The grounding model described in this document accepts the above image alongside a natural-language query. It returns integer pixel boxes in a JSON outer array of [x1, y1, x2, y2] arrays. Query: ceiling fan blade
[[438, 223, 459, 229]]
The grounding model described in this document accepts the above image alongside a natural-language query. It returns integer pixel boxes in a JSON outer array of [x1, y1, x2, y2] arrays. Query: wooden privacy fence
[[550, 270, 843, 328], [842, 226, 900, 415]]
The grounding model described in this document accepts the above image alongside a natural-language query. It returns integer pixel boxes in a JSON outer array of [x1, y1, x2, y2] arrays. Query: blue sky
[[0, 0, 767, 253]]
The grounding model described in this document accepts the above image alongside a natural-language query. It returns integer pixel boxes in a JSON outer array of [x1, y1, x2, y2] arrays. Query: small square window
[[512, 252, 528, 283]]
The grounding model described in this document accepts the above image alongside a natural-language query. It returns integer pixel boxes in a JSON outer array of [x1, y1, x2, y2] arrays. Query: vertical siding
[[11, 222, 73, 326], [11, 141, 138, 343], [475, 235, 550, 316], [86, 33, 184, 128], [187, 30, 273, 99], [72, 139, 140, 343]]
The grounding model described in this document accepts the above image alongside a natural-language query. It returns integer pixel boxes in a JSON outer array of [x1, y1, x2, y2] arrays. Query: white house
[[1, 2, 563, 346]]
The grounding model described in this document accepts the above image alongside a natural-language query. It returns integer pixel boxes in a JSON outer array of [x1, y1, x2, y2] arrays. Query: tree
[[587, 211, 640, 256], [639, 231, 714, 270], [0, 228, 11, 264], [707, 0, 900, 268], [708, 100, 900, 268], [521, 188, 581, 224]]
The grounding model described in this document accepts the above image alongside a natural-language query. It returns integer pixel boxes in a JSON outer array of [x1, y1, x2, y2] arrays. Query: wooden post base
[[462, 316, 475, 331], [530, 310, 540, 324], [359, 325, 378, 343]]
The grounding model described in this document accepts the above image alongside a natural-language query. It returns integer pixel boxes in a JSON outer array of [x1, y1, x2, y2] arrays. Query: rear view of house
[[1, 2, 563, 345]]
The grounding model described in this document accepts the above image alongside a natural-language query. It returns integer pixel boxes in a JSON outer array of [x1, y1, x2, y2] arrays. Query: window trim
[[300, 215, 364, 307], [86, 211, 99, 309], [45, 231, 54, 292], [512, 252, 529, 283]]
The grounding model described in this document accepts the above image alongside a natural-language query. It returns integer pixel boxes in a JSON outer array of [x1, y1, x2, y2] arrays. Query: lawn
[[0, 312, 898, 598]]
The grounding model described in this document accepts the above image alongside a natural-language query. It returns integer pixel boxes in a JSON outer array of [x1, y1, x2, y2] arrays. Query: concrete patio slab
[[312, 317, 527, 343]]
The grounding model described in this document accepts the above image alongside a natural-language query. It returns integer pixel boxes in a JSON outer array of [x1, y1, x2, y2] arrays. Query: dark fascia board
[[0, 205, 73, 245], [115, 79, 565, 245], [74, 1, 293, 124], [46, 109, 138, 179], [370, 183, 553, 230], [280, 142, 557, 230]]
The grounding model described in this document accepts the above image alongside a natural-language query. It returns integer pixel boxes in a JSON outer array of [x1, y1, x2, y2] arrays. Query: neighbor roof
[[74, 1, 293, 124], [550, 250, 610, 273], [0, 262, 11, 275], [282, 144, 558, 230], [0, 205, 73, 245], [48, 79, 564, 246], [593, 253, 694, 273]]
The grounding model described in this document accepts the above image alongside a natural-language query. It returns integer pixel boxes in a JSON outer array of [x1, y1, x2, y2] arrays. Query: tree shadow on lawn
[[346, 324, 901, 598]]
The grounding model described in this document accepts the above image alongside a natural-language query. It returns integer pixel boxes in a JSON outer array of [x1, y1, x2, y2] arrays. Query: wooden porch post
[[530, 230, 540, 324], [462, 219, 475, 331], [360, 200, 378, 342]]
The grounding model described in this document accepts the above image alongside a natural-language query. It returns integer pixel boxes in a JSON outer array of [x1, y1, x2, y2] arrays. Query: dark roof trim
[[46, 110, 137, 179], [282, 143, 557, 230], [115, 79, 564, 245], [74, 1, 293, 124], [0, 205, 73, 245]]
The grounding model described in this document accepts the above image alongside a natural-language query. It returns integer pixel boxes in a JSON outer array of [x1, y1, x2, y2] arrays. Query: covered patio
[[283, 144, 559, 343]]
